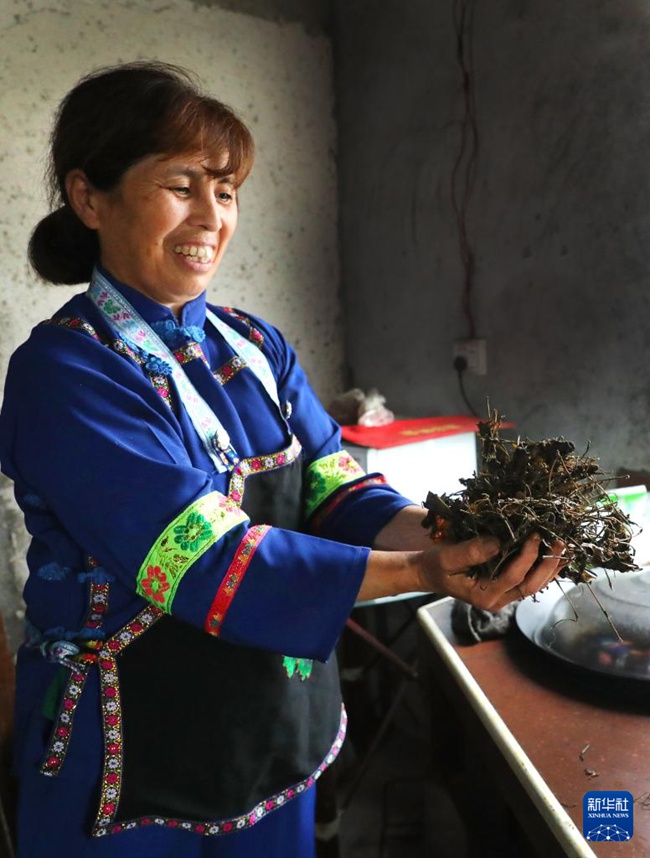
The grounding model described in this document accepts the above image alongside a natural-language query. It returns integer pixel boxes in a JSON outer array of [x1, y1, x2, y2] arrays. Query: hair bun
[[28, 206, 98, 285]]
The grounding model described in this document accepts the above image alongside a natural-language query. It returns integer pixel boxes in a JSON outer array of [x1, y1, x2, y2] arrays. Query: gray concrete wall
[[0, 0, 341, 650], [203, 0, 332, 34], [334, 0, 650, 475]]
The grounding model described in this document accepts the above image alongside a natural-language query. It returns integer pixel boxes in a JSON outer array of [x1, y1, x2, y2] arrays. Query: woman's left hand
[[418, 532, 566, 612]]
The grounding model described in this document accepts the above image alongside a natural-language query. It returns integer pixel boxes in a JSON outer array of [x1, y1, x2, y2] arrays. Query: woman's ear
[[65, 169, 102, 230]]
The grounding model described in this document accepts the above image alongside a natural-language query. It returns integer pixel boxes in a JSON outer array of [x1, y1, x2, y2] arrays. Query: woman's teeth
[[174, 245, 213, 262]]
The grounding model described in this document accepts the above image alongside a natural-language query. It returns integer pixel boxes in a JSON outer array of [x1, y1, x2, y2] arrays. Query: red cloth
[[340, 415, 482, 449]]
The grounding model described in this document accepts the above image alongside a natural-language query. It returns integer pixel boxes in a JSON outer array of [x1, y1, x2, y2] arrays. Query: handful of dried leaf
[[421, 411, 639, 584]]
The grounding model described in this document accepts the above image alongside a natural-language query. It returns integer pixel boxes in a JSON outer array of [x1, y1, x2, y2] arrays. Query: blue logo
[[583, 791, 633, 842]]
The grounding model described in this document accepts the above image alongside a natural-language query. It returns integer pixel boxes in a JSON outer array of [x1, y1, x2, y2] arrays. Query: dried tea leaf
[[421, 409, 639, 584]]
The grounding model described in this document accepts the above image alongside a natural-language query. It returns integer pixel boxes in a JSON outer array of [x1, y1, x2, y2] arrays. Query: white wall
[[0, 0, 342, 645]]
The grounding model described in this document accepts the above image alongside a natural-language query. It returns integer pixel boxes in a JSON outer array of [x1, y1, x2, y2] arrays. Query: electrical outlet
[[453, 339, 487, 375]]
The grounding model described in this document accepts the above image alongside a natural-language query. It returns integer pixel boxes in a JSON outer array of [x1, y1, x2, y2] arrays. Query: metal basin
[[516, 569, 650, 682]]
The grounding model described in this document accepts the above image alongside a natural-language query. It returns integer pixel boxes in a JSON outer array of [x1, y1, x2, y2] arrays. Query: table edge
[[418, 599, 597, 858]]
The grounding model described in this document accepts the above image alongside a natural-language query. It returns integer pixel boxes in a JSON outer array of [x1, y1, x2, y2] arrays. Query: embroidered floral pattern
[[103, 607, 163, 658], [89, 273, 235, 475], [50, 317, 178, 412], [48, 316, 103, 342], [205, 525, 270, 636], [92, 704, 346, 838], [111, 337, 144, 364], [147, 372, 174, 409], [92, 607, 163, 837], [174, 342, 208, 366], [223, 308, 265, 350], [207, 308, 278, 409], [140, 566, 171, 604], [136, 493, 249, 613], [82, 573, 111, 637], [173, 511, 212, 552], [283, 656, 313, 681], [102, 299, 122, 316], [213, 355, 246, 386], [304, 451, 366, 519], [308, 475, 388, 533], [111, 338, 177, 409], [40, 571, 108, 777], [227, 436, 302, 507], [40, 662, 91, 777]]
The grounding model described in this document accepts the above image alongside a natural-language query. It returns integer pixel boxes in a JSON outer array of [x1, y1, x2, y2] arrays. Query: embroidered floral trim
[[148, 372, 174, 408], [40, 662, 91, 776], [90, 273, 237, 475], [92, 704, 347, 839], [222, 308, 264, 350], [309, 475, 389, 533], [204, 436, 300, 633], [173, 342, 208, 366], [213, 355, 246, 386], [227, 435, 302, 507], [111, 338, 177, 409], [92, 607, 163, 837], [139, 566, 170, 604], [40, 572, 109, 777], [136, 493, 249, 613], [205, 525, 270, 636], [110, 337, 143, 364], [101, 606, 164, 658], [174, 510, 214, 552], [304, 451, 366, 519], [96, 652, 123, 825], [207, 309, 278, 409], [50, 317, 177, 411], [48, 316, 103, 342], [83, 580, 110, 636]]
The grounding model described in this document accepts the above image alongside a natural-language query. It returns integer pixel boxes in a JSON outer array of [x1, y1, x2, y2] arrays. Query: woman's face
[[80, 151, 239, 314]]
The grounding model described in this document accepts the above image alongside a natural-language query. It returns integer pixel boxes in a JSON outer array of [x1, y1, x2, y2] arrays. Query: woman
[[0, 61, 564, 857]]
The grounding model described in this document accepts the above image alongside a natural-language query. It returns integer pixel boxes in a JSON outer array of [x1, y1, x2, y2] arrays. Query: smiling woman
[[65, 153, 240, 314], [28, 61, 253, 289], [0, 61, 565, 858]]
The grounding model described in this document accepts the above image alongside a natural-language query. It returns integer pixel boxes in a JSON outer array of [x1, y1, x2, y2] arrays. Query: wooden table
[[418, 598, 650, 858]]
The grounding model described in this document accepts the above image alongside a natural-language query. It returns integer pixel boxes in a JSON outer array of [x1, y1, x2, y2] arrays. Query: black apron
[[91, 453, 343, 835]]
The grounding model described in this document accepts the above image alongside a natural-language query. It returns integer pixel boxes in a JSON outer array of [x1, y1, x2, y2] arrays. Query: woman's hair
[[29, 60, 255, 284]]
